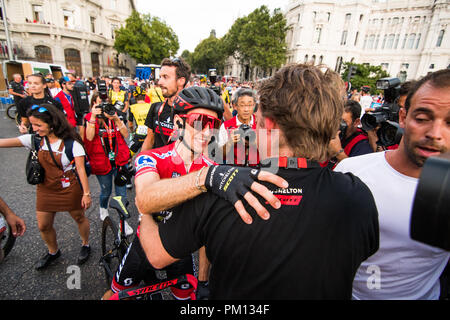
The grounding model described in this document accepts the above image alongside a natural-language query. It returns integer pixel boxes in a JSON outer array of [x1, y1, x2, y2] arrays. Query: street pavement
[[0, 111, 142, 300]]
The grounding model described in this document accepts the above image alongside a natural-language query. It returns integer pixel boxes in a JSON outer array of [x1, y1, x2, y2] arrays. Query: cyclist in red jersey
[[102, 86, 223, 300]]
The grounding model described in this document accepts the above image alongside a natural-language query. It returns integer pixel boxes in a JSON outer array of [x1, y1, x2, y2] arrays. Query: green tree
[[114, 11, 179, 64], [343, 62, 390, 94], [190, 32, 227, 74], [223, 6, 289, 78]]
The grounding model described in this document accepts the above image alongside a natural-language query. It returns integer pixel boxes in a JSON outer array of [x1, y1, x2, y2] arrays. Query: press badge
[[61, 176, 70, 188]]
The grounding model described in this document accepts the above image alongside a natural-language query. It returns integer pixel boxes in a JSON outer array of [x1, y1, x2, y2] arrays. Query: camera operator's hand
[[230, 129, 241, 144], [91, 105, 102, 118], [104, 112, 119, 122], [204, 165, 289, 224], [328, 131, 347, 161]]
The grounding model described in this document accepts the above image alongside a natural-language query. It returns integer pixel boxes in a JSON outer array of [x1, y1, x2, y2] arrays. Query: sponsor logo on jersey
[[135, 155, 157, 172]]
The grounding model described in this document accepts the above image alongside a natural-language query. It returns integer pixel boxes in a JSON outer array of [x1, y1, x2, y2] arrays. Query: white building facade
[[0, 0, 136, 77], [285, 0, 449, 81]]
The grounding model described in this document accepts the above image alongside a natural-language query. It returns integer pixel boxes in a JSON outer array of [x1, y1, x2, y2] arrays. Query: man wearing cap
[[46, 78, 61, 98], [55, 77, 77, 127]]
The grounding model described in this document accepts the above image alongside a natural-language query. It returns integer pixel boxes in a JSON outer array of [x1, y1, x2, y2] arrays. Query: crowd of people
[[1, 57, 449, 300]]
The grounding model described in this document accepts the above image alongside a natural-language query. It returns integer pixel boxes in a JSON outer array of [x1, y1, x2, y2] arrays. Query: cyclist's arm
[[139, 214, 177, 269], [135, 171, 202, 216], [140, 128, 155, 152]]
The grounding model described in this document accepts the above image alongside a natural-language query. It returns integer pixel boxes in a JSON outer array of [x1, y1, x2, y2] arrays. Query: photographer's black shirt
[[144, 101, 174, 149], [17, 95, 64, 119], [159, 166, 379, 299]]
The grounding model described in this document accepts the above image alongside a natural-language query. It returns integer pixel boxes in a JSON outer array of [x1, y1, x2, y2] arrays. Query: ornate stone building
[[0, 0, 136, 77], [285, 0, 449, 81]]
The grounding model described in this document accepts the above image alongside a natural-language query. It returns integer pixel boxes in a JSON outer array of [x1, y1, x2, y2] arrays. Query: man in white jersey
[[335, 69, 450, 300]]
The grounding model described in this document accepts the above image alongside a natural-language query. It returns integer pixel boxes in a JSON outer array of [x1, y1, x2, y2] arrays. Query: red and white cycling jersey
[[135, 142, 215, 180]]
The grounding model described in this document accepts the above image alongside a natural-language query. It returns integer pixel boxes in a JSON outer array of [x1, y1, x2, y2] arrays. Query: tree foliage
[[190, 33, 227, 74], [343, 63, 390, 94], [114, 11, 179, 64], [222, 6, 289, 73]]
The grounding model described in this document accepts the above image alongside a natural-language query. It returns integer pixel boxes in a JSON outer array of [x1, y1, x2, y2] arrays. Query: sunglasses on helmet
[[179, 113, 221, 131], [31, 105, 49, 113]]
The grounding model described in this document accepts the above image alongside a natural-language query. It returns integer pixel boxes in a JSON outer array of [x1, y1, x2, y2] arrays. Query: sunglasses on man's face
[[180, 113, 221, 131], [31, 105, 49, 113]]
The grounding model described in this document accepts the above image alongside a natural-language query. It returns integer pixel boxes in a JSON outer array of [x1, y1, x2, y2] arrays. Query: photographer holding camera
[[326, 100, 373, 168], [218, 88, 258, 166], [83, 90, 132, 234], [335, 69, 450, 300]]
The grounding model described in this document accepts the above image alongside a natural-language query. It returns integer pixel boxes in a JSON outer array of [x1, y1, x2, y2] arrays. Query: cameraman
[[83, 92, 132, 234], [218, 88, 258, 166], [335, 69, 450, 300], [327, 100, 373, 168]]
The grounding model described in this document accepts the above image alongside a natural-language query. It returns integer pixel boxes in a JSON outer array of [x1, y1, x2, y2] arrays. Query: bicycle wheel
[[1, 225, 16, 261], [6, 104, 17, 120], [101, 216, 128, 287]]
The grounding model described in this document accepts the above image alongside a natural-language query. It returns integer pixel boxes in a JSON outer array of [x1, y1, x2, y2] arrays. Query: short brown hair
[[257, 64, 344, 162], [161, 57, 191, 88], [405, 69, 450, 112]]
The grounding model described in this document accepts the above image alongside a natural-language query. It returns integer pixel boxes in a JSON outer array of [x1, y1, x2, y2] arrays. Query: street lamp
[[0, 0, 14, 60]]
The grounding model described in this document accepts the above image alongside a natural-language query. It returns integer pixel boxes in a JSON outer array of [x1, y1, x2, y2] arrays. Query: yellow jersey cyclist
[[128, 87, 152, 156]]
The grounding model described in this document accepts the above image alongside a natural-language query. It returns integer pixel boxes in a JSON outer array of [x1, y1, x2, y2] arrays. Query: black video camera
[[96, 80, 116, 117], [236, 124, 256, 144], [361, 78, 403, 147], [208, 68, 221, 96], [410, 152, 450, 251], [339, 120, 348, 141]]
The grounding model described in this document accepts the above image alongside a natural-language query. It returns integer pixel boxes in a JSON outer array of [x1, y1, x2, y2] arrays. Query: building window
[[311, 55, 316, 65], [111, 24, 118, 39], [407, 34, 416, 49], [415, 33, 421, 49], [63, 10, 74, 28], [436, 30, 445, 47], [35, 45, 53, 63], [91, 52, 100, 77], [340, 30, 348, 46], [386, 34, 395, 49], [327, 12, 331, 22], [314, 27, 322, 44], [90, 17, 96, 33], [381, 63, 389, 71], [318, 55, 323, 65], [368, 34, 375, 49], [345, 13, 351, 22], [64, 48, 82, 77], [402, 34, 408, 49], [111, 0, 117, 10], [335, 56, 343, 73], [32, 5, 43, 22], [429, 64, 435, 69], [354, 32, 359, 46], [304, 54, 309, 63], [375, 35, 380, 49], [381, 34, 387, 49], [394, 34, 400, 49], [359, 14, 364, 22], [393, 17, 399, 25], [297, 14, 301, 23]]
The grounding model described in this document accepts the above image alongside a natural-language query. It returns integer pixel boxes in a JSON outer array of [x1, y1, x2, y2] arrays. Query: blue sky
[[135, 0, 290, 54]]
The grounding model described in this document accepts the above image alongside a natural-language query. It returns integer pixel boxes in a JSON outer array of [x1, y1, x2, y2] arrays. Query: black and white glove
[[204, 165, 261, 205]]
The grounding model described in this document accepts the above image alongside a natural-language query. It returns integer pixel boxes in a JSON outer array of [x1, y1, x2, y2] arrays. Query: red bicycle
[[109, 274, 198, 300]]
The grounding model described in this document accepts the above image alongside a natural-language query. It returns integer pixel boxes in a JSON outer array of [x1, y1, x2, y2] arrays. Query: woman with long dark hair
[[0, 104, 92, 269]]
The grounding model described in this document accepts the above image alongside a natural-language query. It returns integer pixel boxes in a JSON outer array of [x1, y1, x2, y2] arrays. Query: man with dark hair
[[326, 100, 373, 168], [138, 64, 379, 299], [335, 69, 450, 300], [141, 57, 192, 151], [55, 77, 77, 128]]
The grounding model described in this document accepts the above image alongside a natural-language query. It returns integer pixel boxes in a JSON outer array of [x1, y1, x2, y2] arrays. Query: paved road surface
[[0, 111, 142, 300]]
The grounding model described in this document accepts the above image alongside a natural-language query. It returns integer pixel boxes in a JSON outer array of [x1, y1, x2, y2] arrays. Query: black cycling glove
[[205, 165, 261, 205], [196, 281, 210, 300]]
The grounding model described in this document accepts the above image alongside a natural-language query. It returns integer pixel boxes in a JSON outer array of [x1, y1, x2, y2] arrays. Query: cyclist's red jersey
[[135, 142, 216, 180]]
